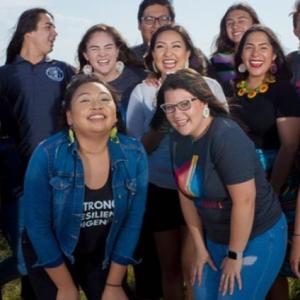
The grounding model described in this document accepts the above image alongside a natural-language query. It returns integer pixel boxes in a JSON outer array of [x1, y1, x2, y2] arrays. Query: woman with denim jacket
[[20, 74, 148, 300]]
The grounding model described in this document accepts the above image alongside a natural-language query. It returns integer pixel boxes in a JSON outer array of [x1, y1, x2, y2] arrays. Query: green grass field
[[1, 234, 300, 299]]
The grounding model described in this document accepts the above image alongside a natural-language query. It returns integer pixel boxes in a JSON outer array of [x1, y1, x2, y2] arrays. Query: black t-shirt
[[171, 117, 282, 244], [231, 80, 300, 149], [74, 173, 114, 255]]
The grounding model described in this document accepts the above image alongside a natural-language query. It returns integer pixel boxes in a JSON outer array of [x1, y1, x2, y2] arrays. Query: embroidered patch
[[45, 66, 64, 82]]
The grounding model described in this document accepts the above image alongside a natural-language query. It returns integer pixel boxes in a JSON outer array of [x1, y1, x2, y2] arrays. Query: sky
[[0, 0, 298, 66]]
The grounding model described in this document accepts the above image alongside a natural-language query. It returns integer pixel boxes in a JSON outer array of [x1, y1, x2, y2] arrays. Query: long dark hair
[[235, 25, 291, 81], [144, 24, 207, 77], [6, 8, 53, 64], [151, 68, 228, 129], [77, 24, 143, 71], [213, 3, 260, 54]]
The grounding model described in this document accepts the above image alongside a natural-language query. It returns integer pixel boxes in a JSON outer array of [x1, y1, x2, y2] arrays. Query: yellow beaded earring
[[110, 126, 119, 143]]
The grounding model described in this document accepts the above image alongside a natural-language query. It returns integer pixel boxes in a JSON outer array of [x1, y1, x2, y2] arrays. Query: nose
[[91, 98, 103, 109], [152, 19, 161, 29], [163, 45, 172, 57]]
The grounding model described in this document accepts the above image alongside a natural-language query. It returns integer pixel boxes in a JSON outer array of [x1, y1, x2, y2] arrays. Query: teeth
[[98, 60, 109, 64], [163, 59, 176, 68], [176, 119, 188, 126], [250, 61, 263, 68], [89, 114, 105, 120]]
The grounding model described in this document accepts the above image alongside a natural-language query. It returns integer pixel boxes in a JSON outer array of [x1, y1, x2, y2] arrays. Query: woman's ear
[[66, 110, 72, 126]]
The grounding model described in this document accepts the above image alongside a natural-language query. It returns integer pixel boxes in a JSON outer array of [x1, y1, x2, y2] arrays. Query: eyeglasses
[[160, 98, 197, 114], [141, 15, 172, 26]]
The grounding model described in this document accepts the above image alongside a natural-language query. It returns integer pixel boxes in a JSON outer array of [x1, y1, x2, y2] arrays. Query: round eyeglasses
[[160, 98, 197, 114]]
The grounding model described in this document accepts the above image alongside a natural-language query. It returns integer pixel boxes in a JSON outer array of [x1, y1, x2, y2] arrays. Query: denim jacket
[[19, 130, 148, 273]]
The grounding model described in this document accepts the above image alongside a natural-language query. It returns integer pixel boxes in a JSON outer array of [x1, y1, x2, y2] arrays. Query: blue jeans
[[193, 214, 287, 300]]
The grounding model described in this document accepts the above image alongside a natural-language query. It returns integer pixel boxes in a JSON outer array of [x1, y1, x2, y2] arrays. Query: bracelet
[[106, 282, 122, 287]]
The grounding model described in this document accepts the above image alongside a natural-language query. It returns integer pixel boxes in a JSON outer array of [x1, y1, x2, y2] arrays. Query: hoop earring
[[82, 64, 93, 75], [202, 105, 210, 118], [152, 61, 158, 73], [270, 62, 277, 74], [110, 126, 119, 143], [238, 63, 247, 73], [115, 61, 125, 74]]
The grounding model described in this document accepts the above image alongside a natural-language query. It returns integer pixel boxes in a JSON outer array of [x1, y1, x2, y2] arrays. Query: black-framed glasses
[[160, 98, 198, 114], [141, 15, 172, 26]]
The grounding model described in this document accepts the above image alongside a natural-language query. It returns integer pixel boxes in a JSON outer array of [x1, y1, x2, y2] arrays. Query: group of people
[[1, 0, 300, 300]]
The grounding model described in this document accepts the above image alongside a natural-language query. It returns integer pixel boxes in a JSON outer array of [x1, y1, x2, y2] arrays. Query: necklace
[[237, 75, 276, 99]]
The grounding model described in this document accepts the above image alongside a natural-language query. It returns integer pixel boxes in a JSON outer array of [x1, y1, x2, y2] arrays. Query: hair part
[[6, 8, 53, 64], [144, 24, 207, 77], [213, 3, 260, 54], [234, 24, 291, 81], [137, 0, 175, 22]]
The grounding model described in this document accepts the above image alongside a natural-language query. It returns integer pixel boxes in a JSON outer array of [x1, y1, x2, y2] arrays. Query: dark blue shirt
[[0, 55, 74, 161]]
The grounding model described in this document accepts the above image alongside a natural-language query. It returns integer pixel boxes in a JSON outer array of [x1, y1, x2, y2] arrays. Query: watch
[[227, 250, 243, 260]]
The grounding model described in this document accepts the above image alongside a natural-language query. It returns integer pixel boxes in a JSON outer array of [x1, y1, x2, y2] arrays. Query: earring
[[115, 61, 125, 74], [82, 64, 93, 75], [202, 105, 210, 118], [110, 126, 119, 143], [238, 63, 247, 73], [152, 61, 158, 73], [184, 59, 189, 69], [270, 62, 277, 74], [68, 127, 75, 144]]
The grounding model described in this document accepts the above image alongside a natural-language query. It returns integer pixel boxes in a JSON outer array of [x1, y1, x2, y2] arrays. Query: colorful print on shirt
[[174, 154, 202, 198]]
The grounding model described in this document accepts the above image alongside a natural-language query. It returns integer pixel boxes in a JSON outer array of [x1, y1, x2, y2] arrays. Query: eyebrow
[[156, 40, 183, 44], [245, 42, 270, 46], [77, 91, 111, 97]]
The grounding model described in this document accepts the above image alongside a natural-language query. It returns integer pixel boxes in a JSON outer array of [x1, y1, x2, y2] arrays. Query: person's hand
[[219, 257, 242, 296], [56, 285, 79, 300], [191, 249, 217, 287], [101, 286, 128, 300], [291, 236, 300, 278], [143, 73, 160, 88]]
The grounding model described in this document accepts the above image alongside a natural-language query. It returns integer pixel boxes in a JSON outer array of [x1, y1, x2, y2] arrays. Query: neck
[[76, 132, 109, 156], [247, 75, 266, 89], [192, 116, 213, 141], [20, 45, 45, 65], [96, 69, 121, 83]]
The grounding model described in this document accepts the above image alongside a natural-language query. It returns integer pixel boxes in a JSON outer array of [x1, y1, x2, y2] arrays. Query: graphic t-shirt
[[74, 173, 114, 255], [171, 117, 282, 244]]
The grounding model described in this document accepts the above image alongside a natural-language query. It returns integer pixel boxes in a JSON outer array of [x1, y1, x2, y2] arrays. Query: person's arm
[[270, 117, 300, 193], [179, 190, 217, 286], [219, 179, 255, 296], [101, 262, 128, 300], [110, 141, 148, 266], [290, 188, 300, 278], [45, 264, 79, 300], [23, 145, 78, 298]]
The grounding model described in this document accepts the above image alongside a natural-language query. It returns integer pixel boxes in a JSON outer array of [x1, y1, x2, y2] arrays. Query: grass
[[1, 234, 300, 299]]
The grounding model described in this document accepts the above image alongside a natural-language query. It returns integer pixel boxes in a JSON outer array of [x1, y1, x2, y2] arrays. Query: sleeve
[[111, 142, 148, 265], [204, 76, 227, 104], [22, 145, 64, 268], [126, 84, 147, 139], [210, 120, 256, 185], [275, 80, 300, 118]]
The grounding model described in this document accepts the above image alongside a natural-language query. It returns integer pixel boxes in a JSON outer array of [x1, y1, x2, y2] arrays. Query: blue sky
[[0, 0, 298, 66]]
